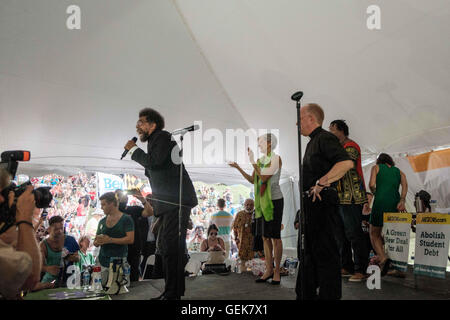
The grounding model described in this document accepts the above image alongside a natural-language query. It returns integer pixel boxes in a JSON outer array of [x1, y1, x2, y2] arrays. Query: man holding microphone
[[123, 108, 198, 300]]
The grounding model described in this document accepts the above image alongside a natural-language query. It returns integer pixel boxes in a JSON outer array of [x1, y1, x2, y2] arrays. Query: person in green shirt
[[39, 216, 80, 286], [369, 153, 408, 275], [75, 235, 96, 272], [94, 192, 135, 285]]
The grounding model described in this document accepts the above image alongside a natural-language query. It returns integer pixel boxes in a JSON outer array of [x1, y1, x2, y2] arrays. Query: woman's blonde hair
[[78, 235, 91, 247]]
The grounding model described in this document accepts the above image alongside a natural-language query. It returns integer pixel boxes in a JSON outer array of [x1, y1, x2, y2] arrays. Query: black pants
[[152, 254, 165, 279], [336, 204, 369, 274], [296, 189, 341, 300], [252, 219, 264, 252], [334, 209, 354, 273], [157, 207, 190, 299], [140, 241, 156, 279], [127, 244, 141, 282]]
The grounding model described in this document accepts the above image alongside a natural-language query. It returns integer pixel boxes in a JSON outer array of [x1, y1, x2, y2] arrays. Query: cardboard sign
[[383, 213, 412, 272], [414, 213, 450, 279]]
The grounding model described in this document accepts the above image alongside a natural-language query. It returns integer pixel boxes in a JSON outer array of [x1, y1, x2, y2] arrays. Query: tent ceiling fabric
[[1, 0, 449, 185]]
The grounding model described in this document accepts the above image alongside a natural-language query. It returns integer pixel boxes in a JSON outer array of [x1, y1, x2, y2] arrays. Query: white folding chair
[[142, 254, 155, 279]]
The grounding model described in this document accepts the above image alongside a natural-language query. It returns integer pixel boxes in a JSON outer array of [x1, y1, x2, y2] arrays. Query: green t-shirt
[[75, 250, 96, 272], [96, 214, 134, 267]]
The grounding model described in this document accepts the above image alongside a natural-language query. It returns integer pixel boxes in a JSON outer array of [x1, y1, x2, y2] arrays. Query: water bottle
[[122, 260, 130, 285], [82, 266, 91, 291], [91, 266, 102, 293], [430, 200, 437, 212], [289, 258, 298, 277], [236, 259, 242, 274], [415, 193, 424, 213], [285, 258, 291, 273]]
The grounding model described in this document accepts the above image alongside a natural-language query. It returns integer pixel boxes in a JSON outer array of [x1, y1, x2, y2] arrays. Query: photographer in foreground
[[0, 168, 42, 299]]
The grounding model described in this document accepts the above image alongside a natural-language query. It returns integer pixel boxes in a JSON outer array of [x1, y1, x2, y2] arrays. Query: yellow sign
[[383, 212, 412, 224], [123, 174, 146, 191], [416, 213, 450, 225]]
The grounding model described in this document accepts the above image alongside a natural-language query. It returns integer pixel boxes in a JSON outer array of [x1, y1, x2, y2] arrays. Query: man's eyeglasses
[[136, 120, 148, 126]]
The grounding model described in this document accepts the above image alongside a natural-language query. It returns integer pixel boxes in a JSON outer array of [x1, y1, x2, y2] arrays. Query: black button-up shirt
[[302, 127, 351, 190]]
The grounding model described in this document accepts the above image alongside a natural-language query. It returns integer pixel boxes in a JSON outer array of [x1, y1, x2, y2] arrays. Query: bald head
[[304, 103, 324, 125], [299, 103, 325, 136]]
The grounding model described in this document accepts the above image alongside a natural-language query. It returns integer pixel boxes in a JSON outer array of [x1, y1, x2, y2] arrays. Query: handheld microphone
[[171, 124, 200, 136], [121, 137, 137, 160]]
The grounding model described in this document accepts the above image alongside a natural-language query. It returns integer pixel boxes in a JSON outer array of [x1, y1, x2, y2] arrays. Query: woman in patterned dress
[[232, 199, 255, 272]]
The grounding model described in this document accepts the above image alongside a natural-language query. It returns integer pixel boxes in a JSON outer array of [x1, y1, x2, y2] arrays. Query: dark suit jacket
[[131, 129, 198, 216]]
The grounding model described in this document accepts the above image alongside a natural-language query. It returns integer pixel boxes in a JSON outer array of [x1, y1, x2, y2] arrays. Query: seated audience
[[188, 225, 206, 252], [201, 224, 225, 253], [39, 215, 80, 287], [75, 235, 95, 272], [200, 224, 226, 266]]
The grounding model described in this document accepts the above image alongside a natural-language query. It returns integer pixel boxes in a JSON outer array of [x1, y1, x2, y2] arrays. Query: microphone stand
[[172, 125, 198, 298], [172, 131, 187, 300], [292, 91, 307, 300]]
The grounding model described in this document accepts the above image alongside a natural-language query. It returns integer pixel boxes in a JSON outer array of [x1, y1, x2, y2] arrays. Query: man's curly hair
[[139, 108, 165, 130]]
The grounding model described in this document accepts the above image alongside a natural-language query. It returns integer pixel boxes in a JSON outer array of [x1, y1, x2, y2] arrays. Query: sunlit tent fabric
[[1, 1, 450, 247]]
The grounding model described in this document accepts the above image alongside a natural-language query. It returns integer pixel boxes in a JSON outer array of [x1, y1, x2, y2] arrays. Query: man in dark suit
[[124, 108, 198, 300]]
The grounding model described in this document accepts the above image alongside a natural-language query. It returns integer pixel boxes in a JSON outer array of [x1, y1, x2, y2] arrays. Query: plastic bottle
[[122, 260, 130, 285], [91, 266, 102, 293], [285, 258, 291, 275], [236, 259, 242, 274], [58, 255, 65, 285], [82, 266, 91, 291], [289, 258, 298, 277]]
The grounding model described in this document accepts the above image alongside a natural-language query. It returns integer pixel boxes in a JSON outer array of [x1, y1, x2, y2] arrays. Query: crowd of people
[[0, 168, 258, 298], [187, 186, 252, 256], [32, 173, 98, 244]]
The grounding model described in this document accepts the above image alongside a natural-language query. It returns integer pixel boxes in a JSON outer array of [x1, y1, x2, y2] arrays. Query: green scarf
[[254, 153, 274, 222]]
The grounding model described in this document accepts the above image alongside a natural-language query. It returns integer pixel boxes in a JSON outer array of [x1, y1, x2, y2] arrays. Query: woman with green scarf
[[229, 133, 284, 285]]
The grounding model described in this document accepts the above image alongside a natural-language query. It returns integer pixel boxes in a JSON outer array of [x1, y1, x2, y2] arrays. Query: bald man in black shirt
[[296, 103, 353, 300]]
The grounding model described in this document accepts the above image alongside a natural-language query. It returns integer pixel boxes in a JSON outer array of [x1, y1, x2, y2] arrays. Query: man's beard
[[138, 130, 150, 142]]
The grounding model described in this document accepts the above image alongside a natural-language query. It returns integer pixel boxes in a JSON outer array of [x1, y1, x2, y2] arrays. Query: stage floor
[[111, 267, 450, 300]]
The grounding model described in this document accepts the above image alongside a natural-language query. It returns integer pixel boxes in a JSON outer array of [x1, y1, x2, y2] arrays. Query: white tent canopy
[[1, 0, 449, 225]]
